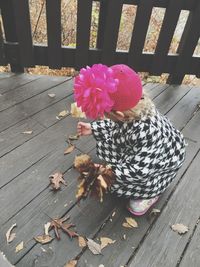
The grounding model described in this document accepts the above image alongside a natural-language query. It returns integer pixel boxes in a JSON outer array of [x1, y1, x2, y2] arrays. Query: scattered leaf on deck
[[49, 171, 67, 190], [34, 234, 53, 244], [58, 110, 69, 118], [150, 208, 160, 216], [71, 102, 86, 118], [64, 260, 77, 267], [122, 222, 132, 228], [50, 217, 78, 240], [171, 223, 189, 234], [48, 93, 56, 98], [22, 130, 33, 135], [78, 236, 87, 248], [100, 237, 116, 249], [64, 144, 75, 155], [15, 241, 24, 253], [68, 134, 79, 141], [87, 238, 102, 255], [125, 217, 138, 228], [6, 223, 17, 244]]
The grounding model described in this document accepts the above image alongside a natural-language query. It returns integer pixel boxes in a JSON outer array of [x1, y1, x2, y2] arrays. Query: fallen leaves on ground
[[64, 144, 75, 155], [6, 223, 17, 244], [87, 238, 102, 255], [48, 93, 56, 98], [150, 208, 160, 216], [34, 234, 53, 244], [74, 154, 115, 202], [15, 241, 24, 253], [78, 236, 87, 248], [22, 130, 33, 135], [34, 222, 53, 244], [71, 102, 86, 118], [58, 110, 69, 118], [68, 134, 79, 141], [49, 171, 67, 190], [171, 223, 189, 235], [100, 237, 116, 249], [64, 260, 77, 267], [122, 217, 138, 228], [50, 217, 78, 240]]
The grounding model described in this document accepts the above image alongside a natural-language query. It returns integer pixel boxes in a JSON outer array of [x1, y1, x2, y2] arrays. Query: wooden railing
[[0, 0, 200, 84]]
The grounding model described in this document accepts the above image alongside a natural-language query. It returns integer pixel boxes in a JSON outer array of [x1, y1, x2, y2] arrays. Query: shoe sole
[[127, 197, 159, 216]]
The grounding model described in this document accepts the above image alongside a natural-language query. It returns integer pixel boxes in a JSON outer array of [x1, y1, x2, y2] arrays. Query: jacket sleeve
[[91, 119, 114, 142]]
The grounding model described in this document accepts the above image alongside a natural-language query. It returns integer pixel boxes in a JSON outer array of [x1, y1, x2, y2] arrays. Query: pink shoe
[[127, 196, 159, 216]]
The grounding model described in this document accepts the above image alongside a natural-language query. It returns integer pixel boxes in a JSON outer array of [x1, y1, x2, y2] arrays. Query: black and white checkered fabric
[[91, 109, 186, 199]]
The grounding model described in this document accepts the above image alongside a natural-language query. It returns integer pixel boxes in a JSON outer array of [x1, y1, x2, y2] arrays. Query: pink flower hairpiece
[[74, 64, 119, 119]]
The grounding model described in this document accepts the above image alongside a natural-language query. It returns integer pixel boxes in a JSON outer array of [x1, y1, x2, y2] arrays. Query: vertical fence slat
[[75, 0, 93, 69], [96, 0, 108, 49], [0, 0, 24, 72], [167, 1, 200, 84], [12, 0, 34, 67], [100, 0, 123, 65], [0, 19, 6, 65], [128, 0, 154, 70], [150, 0, 183, 75], [46, 0, 62, 69]]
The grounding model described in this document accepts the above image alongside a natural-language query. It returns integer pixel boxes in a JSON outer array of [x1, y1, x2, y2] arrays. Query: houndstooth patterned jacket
[[91, 109, 186, 199]]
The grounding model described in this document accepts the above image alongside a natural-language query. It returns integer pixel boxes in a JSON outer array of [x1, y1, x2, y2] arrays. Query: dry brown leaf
[[68, 134, 79, 141], [64, 260, 77, 267], [125, 217, 138, 228], [50, 217, 78, 240], [122, 222, 132, 228], [6, 223, 17, 244], [78, 236, 87, 248], [97, 175, 108, 189], [48, 93, 56, 98], [71, 102, 86, 118], [22, 130, 33, 135], [15, 241, 24, 253], [171, 223, 189, 235], [87, 238, 102, 255], [150, 208, 160, 216], [64, 144, 75, 155], [100, 237, 116, 249], [58, 110, 69, 118], [34, 234, 53, 244], [49, 171, 67, 190]]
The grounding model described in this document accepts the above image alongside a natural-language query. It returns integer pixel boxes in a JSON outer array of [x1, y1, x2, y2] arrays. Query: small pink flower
[[74, 64, 118, 119]]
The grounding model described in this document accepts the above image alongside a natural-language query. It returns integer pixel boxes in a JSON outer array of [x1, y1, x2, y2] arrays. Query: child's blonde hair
[[108, 92, 155, 122]]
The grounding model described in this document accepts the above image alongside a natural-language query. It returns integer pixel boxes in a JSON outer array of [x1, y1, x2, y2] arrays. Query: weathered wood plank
[[153, 84, 191, 114], [0, 118, 45, 158], [0, 72, 15, 80], [0, 74, 40, 94], [179, 219, 200, 267], [0, 75, 67, 112], [0, 77, 73, 132], [128, 151, 200, 267]]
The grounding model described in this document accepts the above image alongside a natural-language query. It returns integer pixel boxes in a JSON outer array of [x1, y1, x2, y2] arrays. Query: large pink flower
[[74, 64, 118, 119]]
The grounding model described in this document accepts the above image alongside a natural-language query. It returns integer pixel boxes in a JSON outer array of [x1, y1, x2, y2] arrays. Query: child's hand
[[77, 122, 92, 136]]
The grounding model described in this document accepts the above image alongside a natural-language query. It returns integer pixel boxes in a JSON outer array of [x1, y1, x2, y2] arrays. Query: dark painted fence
[[0, 0, 200, 84]]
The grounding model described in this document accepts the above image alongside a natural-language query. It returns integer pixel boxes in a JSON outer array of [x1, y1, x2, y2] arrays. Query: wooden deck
[[0, 73, 200, 267]]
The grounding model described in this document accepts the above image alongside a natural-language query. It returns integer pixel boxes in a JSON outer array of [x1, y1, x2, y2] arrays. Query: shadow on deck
[[0, 73, 200, 267]]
